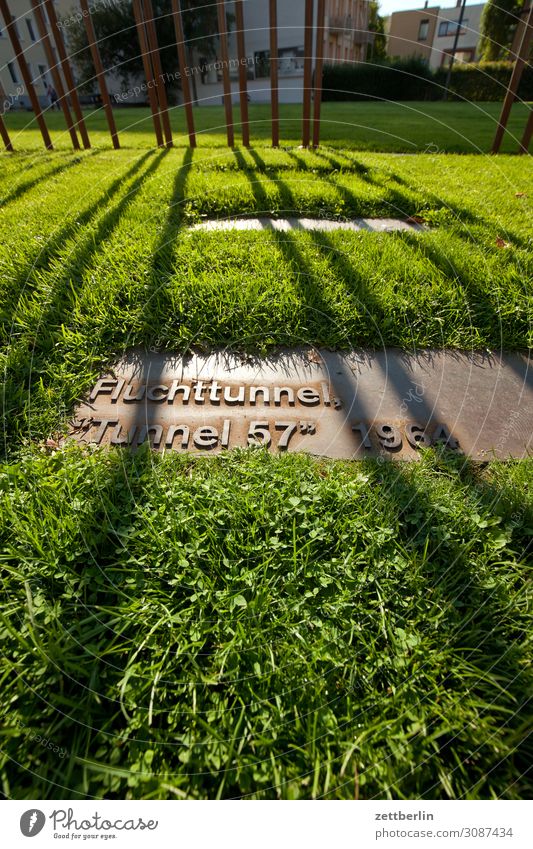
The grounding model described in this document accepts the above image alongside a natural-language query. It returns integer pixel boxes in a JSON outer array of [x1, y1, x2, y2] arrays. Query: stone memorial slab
[[67, 349, 532, 461]]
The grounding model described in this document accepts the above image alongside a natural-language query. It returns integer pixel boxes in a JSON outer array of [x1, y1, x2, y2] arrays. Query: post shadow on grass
[[233, 148, 269, 210], [0, 151, 101, 209], [233, 157, 360, 341], [368, 455, 533, 798], [399, 231, 530, 349], [2, 149, 168, 451], [297, 147, 373, 179], [122, 149, 197, 451]]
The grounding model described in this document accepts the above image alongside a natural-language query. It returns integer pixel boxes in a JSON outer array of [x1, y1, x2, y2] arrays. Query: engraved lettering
[[209, 380, 222, 404], [147, 384, 169, 402], [110, 423, 136, 445], [321, 382, 331, 406], [91, 418, 118, 444], [194, 381, 206, 403], [111, 379, 125, 403], [123, 384, 146, 403], [405, 423, 432, 449], [248, 421, 271, 446], [221, 419, 231, 448], [297, 387, 320, 406], [275, 421, 297, 450], [224, 385, 245, 405], [167, 381, 191, 403], [137, 425, 163, 447], [249, 386, 270, 405], [89, 379, 118, 402], [432, 424, 458, 449], [193, 426, 218, 448], [352, 422, 372, 448], [166, 424, 190, 449], [274, 387, 295, 406], [377, 424, 402, 450]]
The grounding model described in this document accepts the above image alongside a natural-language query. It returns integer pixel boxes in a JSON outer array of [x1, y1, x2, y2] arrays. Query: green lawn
[[0, 108, 532, 800], [3, 100, 532, 153]]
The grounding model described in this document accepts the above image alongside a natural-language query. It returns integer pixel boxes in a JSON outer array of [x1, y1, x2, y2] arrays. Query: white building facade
[[429, 2, 485, 69]]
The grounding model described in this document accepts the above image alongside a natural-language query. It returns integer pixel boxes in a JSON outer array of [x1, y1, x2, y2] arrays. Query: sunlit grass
[[0, 119, 531, 800]]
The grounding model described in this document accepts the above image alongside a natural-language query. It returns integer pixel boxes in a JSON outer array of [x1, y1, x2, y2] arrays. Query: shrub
[[434, 61, 533, 102], [322, 59, 533, 102], [322, 58, 436, 102]]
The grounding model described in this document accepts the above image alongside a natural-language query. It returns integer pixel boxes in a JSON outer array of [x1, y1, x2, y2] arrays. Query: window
[[38, 64, 48, 89], [438, 19, 468, 37], [26, 18, 36, 42], [7, 61, 18, 84], [418, 19, 429, 41], [254, 50, 271, 79]]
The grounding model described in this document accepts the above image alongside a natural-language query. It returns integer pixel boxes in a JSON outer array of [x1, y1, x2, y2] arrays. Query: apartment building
[[1, 0, 371, 111], [385, 1, 485, 68], [194, 0, 371, 106], [430, 2, 484, 68], [0, 0, 73, 110], [385, 3, 440, 63]]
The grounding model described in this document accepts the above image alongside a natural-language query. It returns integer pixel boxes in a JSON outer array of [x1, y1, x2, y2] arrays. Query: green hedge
[[434, 61, 533, 101], [322, 58, 436, 102], [322, 59, 533, 102]]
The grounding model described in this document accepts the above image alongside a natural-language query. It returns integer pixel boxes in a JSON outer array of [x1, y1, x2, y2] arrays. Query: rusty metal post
[[0, 83, 14, 150], [0, 115, 13, 151], [0, 0, 53, 149], [170, 0, 196, 147], [269, 0, 279, 147], [217, 0, 234, 147], [312, 0, 325, 148], [492, 2, 533, 154], [43, 0, 91, 149], [31, 0, 80, 150], [234, 0, 249, 147], [79, 0, 120, 149], [133, 0, 164, 148], [142, 0, 173, 147], [302, 0, 313, 147]]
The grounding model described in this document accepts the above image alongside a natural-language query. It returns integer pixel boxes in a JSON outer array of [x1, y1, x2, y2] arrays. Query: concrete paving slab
[[190, 217, 425, 233]]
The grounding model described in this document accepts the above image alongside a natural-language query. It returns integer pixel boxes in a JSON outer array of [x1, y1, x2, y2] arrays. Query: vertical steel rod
[[0, 82, 14, 149], [217, 0, 234, 147], [44, 0, 91, 148], [142, 0, 173, 147], [442, 0, 467, 99], [133, 0, 164, 148], [31, 0, 80, 150], [312, 0, 325, 148], [269, 0, 279, 147], [170, 0, 196, 147], [302, 0, 313, 147], [79, 0, 120, 149], [492, 2, 533, 154], [0, 0, 53, 149], [235, 0, 249, 147]]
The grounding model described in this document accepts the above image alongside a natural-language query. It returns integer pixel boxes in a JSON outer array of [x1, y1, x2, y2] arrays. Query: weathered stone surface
[[190, 217, 425, 233], [67, 349, 532, 460]]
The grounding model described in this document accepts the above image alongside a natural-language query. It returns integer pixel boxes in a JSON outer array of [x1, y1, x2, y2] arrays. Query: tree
[[479, 0, 523, 60], [366, 1, 387, 61], [64, 0, 222, 97]]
